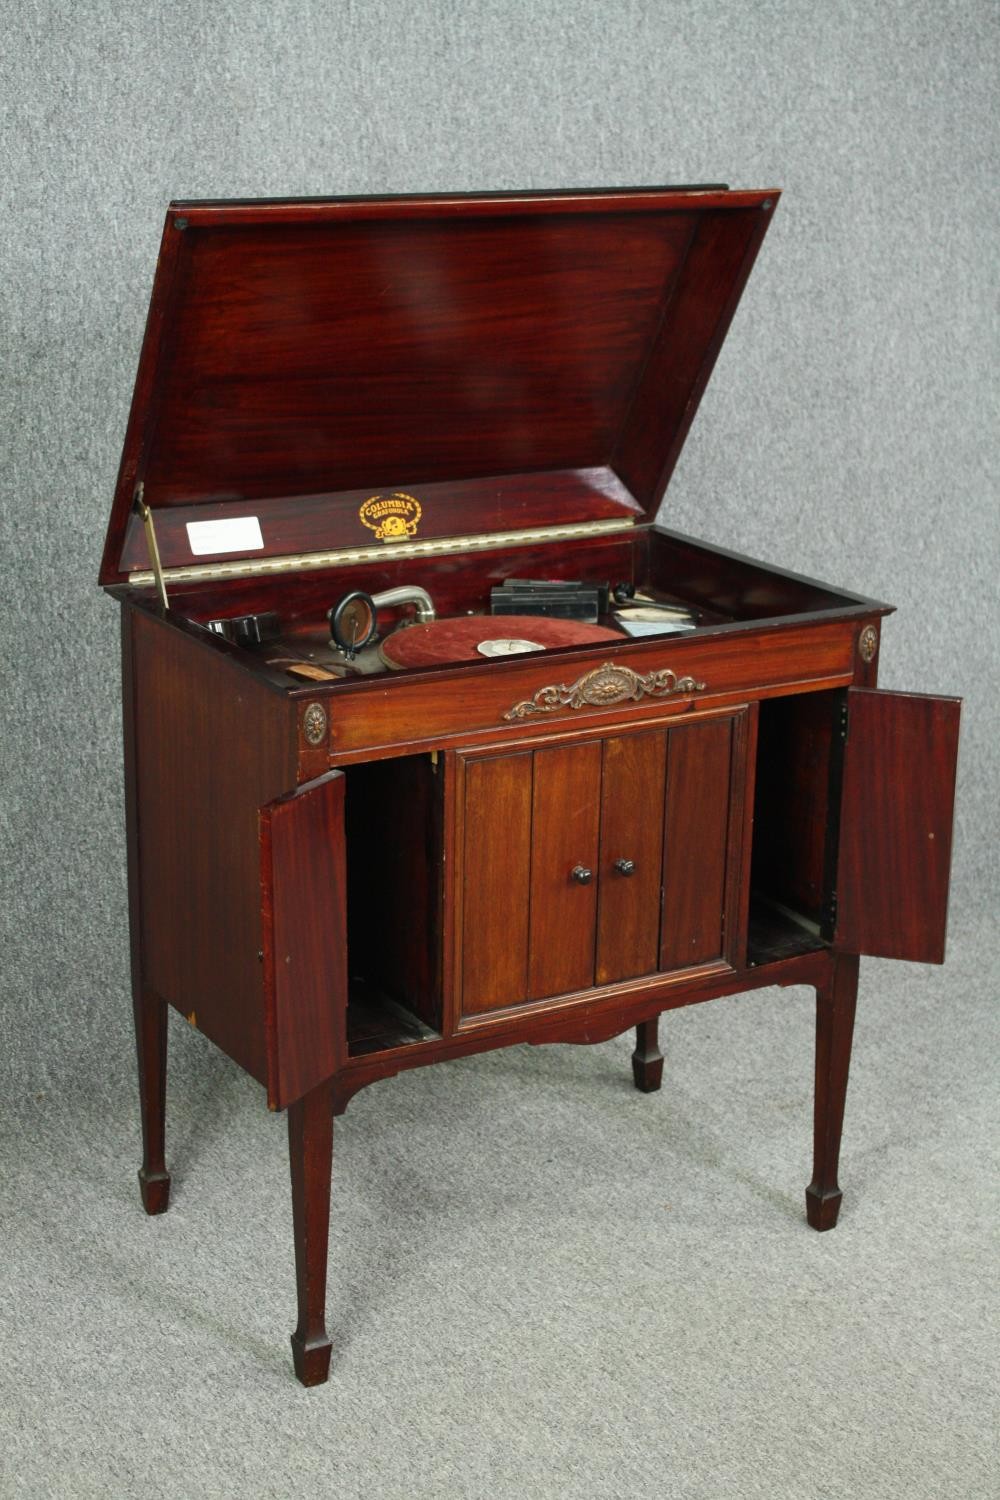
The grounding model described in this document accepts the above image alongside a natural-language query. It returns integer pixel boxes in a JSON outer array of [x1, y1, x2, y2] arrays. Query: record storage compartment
[[343, 752, 445, 1057], [342, 687, 843, 1054], [748, 688, 844, 967]]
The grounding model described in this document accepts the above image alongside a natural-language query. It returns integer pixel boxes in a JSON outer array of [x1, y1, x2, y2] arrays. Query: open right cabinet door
[[834, 688, 961, 964]]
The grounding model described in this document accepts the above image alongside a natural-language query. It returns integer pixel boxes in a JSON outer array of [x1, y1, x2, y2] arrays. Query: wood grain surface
[[460, 752, 533, 1013], [835, 688, 960, 963], [128, 605, 295, 1093], [595, 729, 667, 984], [660, 716, 734, 970], [527, 740, 603, 1000], [102, 187, 777, 586], [260, 771, 346, 1109]]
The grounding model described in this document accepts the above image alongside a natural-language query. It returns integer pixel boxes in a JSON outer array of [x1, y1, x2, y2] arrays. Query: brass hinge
[[838, 699, 849, 743], [134, 484, 169, 610], [822, 888, 839, 932]]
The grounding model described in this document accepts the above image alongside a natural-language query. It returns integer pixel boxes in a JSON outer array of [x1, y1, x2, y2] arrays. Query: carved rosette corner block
[[503, 661, 707, 722], [858, 625, 879, 663], [302, 701, 328, 746]]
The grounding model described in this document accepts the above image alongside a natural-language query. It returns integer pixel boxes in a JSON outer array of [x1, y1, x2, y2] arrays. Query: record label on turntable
[[476, 638, 544, 658]]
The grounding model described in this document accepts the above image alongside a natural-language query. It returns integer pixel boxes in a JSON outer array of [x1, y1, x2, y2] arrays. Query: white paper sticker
[[186, 516, 264, 556], [615, 619, 697, 638]]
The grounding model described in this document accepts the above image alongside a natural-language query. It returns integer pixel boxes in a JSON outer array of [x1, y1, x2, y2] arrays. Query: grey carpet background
[[1, 3, 998, 1497]]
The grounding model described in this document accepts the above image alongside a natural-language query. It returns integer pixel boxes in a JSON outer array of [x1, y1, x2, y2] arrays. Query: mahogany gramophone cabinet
[[101, 187, 961, 1386]]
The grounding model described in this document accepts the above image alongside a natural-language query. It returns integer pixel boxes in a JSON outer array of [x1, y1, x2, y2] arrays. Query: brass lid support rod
[[135, 484, 169, 610]]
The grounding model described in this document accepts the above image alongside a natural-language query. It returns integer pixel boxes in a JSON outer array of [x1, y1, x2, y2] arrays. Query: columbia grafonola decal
[[358, 492, 422, 541]]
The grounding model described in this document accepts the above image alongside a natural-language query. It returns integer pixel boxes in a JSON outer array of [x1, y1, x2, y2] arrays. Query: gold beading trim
[[127, 518, 636, 588]]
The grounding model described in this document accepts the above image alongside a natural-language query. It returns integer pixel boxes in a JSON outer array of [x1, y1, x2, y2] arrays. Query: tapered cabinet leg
[[132, 985, 171, 1214], [632, 1016, 664, 1093], [288, 1078, 335, 1387], [806, 954, 860, 1231]]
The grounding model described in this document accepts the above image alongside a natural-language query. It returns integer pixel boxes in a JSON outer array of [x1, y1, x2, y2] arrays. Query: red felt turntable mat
[[379, 614, 621, 669]]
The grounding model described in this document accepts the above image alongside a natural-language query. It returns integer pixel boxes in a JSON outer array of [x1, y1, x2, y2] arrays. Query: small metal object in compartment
[[612, 604, 699, 638], [570, 865, 593, 885], [614, 858, 636, 875], [490, 577, 609, 622], [206, 610, 281, 647]]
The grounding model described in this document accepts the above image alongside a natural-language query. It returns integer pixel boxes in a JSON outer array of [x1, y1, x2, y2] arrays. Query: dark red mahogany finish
[[106, 187, 961, 1386], [100, 186, 773, 584]]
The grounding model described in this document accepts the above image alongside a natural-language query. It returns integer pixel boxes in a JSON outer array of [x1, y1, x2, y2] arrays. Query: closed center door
[[460, 752, 533, 1014], [660, 716, 734, 970], [527, 740, 602, 1000], [595, 729, 668, 984]]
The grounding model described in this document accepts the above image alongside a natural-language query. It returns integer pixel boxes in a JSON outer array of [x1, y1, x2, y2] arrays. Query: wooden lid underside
[[101, 187, 778, 589]]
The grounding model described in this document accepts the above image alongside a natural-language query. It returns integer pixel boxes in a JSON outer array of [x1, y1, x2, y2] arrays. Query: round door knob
[[570, 865, 593, 885], [614, 858, 636, 876]]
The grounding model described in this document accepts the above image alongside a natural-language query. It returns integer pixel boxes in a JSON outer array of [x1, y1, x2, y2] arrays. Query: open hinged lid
[[101, 185, 779, 591]]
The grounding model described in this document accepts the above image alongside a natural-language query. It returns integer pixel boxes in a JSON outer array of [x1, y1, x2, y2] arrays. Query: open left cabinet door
[[260, 770, 347, 1110], [835, 689, 961, 964]]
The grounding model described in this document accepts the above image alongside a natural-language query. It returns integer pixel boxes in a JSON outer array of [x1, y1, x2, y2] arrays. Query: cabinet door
[[457, 711, 746, 1018], [595, 729, 668, 984], [459, 741, 602, 1013], [659, 716, 735, 971], [527, 740, 603, 1000], [460, 752, 533, 1014], [260, 770, 347, 1110], [834, 688, 960, 963]]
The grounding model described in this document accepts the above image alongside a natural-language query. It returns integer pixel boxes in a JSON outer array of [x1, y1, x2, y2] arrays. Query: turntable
[[377, 614, 621, 668], [207, 584, 688, 680], [203, 577, 701, 679], [101, 187, 961, 1386]]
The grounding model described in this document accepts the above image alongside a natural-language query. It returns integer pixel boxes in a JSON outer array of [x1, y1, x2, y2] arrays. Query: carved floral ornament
[[302, 702, 328, 746], [858, 625, 879, 663], [503, 661, 707, 722]]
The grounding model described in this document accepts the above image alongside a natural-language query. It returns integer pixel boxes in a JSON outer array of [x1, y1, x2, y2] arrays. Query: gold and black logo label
[[358, 492, 422, 542]]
